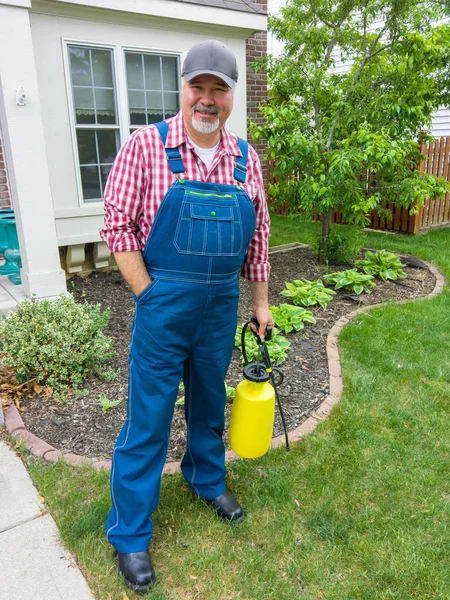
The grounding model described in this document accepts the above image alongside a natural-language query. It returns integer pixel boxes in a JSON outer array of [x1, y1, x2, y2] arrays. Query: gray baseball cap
[[182, 40, 238, 89]]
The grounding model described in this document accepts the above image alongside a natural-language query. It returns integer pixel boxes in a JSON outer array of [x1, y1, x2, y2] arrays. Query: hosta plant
[[269, 303, 316, 333], [324, 269, 376, 295], [355, 250, 407, 281], [280, 279, 335, 310], [235, 325, 291, 366]]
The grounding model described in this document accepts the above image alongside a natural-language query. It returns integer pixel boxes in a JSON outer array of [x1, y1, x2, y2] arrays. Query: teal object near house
[[0, 211, 22, 284]]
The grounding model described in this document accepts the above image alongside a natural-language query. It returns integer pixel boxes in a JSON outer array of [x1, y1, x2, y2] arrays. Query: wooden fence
[[269, 137, 450, 234]]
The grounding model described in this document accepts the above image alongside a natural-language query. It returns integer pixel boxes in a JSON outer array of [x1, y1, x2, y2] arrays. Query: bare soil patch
[[18, 246, 434, 462]]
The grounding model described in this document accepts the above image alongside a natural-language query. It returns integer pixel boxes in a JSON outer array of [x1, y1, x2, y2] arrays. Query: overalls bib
[[107, 121, 257, 553]]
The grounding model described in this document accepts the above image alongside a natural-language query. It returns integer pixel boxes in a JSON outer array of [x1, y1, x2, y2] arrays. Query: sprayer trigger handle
[[251, 317, 273, 342]]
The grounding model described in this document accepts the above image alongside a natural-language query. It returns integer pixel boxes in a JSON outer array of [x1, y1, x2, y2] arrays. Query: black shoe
[[204, 490, 245, 523], [117, 550, 156, 593]]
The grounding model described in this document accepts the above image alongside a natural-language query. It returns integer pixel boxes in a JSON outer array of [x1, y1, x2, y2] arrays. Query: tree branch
[[326, 21, 391, 151]]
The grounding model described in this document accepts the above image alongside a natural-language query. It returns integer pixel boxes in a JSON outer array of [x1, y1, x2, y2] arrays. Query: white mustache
[[193, 104, 219, 115]]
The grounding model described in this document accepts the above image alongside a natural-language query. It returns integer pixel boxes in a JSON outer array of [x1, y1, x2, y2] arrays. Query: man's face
[[182, 74, 234, 136]]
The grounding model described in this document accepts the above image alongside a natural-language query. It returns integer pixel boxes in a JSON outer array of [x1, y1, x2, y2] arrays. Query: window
[[125, 52, 180, 134], [67, 43, 181, 204], [68, 45, 120, 202]]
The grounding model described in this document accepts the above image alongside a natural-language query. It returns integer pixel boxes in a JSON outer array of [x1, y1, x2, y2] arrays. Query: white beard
[[191, 113, 220, 134]]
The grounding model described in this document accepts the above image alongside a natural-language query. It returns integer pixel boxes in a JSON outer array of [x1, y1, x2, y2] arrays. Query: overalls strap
[[234, 137, 248, 184], [154, 120, 185, 174], [154, 121, 249, 183]]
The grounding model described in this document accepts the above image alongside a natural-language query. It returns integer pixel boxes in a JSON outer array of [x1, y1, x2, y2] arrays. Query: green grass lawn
[[25, 219, 450, 600]]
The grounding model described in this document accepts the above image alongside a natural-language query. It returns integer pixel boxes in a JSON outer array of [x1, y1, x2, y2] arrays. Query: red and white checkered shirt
[[100, 111, 270, 282]]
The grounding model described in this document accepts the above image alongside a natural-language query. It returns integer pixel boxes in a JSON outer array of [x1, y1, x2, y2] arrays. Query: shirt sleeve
[[99, 131, 146, 252], [240, 146, 271, 282]]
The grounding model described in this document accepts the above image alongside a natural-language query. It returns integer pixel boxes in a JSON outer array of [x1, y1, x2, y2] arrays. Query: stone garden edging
[[3, 252, 446, 474]]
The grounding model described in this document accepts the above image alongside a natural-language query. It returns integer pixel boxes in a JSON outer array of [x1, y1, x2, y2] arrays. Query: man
[[100, 39, 272, 593]]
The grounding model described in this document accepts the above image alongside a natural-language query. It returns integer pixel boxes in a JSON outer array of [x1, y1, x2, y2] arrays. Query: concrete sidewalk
[[0, 274, 24, 315], [0, 440, 95, 600]]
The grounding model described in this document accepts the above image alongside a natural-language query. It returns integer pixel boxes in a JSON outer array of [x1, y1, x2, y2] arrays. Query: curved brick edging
[[4, 260, 446, 473]]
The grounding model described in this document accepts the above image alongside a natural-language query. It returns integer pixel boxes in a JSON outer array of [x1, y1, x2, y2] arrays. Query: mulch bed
[[17, 245, 434, 462]]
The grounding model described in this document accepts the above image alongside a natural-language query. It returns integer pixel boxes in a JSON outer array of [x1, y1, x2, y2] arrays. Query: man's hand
[[249, 281, 273, 340], [252, 305, 274, 340], [114, 251, 151, 297]]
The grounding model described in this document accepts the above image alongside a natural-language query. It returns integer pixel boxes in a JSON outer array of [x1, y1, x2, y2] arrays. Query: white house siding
[[430, 108, 450, 138], [29, 3, 264, 247], [267, 3, 450, 136]]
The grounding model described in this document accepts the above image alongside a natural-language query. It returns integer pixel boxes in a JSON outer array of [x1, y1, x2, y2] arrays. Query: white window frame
[[63, 38, 182, 207]]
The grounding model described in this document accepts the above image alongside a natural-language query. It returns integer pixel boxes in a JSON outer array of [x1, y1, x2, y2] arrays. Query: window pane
[[95, 88, 116, 124], [129, 90, 146, 125], [164, 92, 179, 117], [74, 87, 95, 124], [101, 165, 113, 194], [162, 56, 178, 91], [144, 55, 161, 89], [125, 53, 144, 89], [147, 91, 163, 123], [97, 130, 119, 164], [91, 49, 113, 88], [69, 46, 92, 86], [80, 166, 101, 200], [76, 130, 97, 164]]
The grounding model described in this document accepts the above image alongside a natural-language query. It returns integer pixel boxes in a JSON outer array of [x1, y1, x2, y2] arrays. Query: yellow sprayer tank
[[229, 365, 275, 459]]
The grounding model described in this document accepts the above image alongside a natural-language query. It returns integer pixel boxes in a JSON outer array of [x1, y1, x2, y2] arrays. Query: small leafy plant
[[0, 296, 116, 397], [324, 269, 376, 295], [355, 250, 407, 281], [226, 384, 236, 400], [308, 227, 365, 263], [280, 279, 335, 310], [99, 393, 121, 413], [269, 303, 316, 333], [235, 325, 291, 366]]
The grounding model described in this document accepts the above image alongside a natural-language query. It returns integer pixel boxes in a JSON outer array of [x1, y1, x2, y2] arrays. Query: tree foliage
[[252, 0, 450, 254]]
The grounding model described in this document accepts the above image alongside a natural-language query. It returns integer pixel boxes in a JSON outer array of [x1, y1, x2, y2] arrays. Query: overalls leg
[[107, 286, 190, 553], [181, 282, 239, 500]]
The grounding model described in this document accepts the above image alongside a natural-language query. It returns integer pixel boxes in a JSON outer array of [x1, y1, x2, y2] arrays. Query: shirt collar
[[165, 111, 242, 157]]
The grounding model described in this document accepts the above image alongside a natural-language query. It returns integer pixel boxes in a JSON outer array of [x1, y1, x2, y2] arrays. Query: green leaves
[[99, 393, 121, 413], [324, 269, 376, 294], [355, 250, 407, 281], [270, 303, 316, 333], [235, 325, 291, 366], [280, 279, 336, 310], [254, 0, 450, 247], [0, 296, 116, 398]]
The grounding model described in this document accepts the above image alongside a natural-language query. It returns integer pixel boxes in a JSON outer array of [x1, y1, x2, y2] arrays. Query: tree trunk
[[319, 211, 333, 263]]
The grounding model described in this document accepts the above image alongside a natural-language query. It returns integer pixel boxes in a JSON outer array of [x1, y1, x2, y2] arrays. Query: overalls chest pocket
[[174, 193, 243, 257]]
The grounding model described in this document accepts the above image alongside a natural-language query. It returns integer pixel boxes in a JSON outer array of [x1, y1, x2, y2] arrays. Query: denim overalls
[[107, 121, 257, 553]]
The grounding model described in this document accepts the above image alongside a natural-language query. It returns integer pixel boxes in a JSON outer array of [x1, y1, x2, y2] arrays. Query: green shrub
[[0, 296, 116, 397], [324, 269, 376, 295], [270, 303, 316, 333], [235, 325, 291, 366], [280, 279, 335, 310], [355, 249, 407, 281], [308, 227, 366, 263]]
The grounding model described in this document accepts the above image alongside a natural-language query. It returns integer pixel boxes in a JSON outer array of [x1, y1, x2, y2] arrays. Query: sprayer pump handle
[[250, 317, 273, 342]]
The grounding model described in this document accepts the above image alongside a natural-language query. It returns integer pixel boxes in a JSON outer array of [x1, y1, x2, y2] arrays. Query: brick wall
[[246, 11, 268, 184], [0, 131, 11, 210]]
